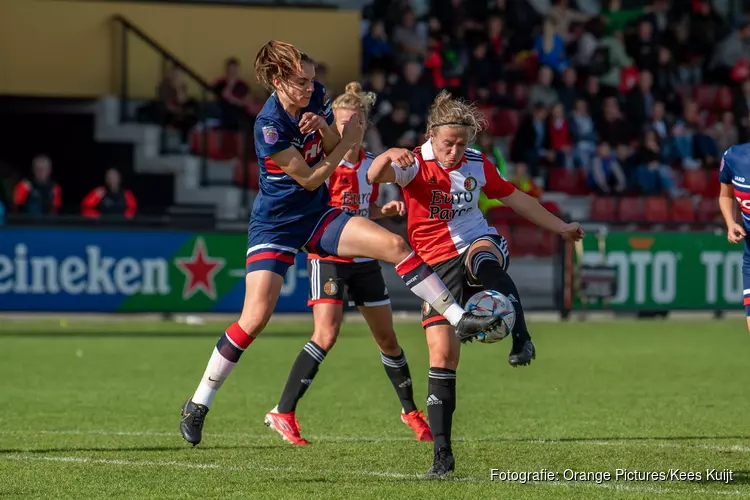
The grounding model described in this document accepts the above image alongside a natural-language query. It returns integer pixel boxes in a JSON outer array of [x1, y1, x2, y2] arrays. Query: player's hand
[[341, 113, 364, 147], [298, 112, 327, 134], [381, 200, 406, 217], [728, 222, 746, 244], [387, 148, 415, 168], [559, 222, 584, 242]]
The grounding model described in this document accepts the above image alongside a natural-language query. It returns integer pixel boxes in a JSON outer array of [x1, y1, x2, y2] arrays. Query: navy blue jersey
[[719, 143, 750, 231], [252, 81, 334, 224]]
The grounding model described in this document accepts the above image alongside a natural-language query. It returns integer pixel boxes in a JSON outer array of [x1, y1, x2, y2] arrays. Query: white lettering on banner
[[0, 244, 170, 296], [701, 251, 743, 304], [581, 251, 677, 305], [701, 252, 723, 304]]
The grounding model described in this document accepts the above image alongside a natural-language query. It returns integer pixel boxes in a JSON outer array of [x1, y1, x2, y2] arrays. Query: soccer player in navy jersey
[[180, 40, 502, 446], [718, 142, 750, 333]]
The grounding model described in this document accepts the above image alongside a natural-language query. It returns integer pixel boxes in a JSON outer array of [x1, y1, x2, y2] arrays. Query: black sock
[[427, 367, 456, 452], [277, 341, 326, 413], [472, 252, 531, 348], [381, 349, 417, 414]]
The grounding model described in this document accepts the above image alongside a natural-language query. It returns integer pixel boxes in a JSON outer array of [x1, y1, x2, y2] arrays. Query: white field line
[[0, 455, 746, 497], [2, 429, 749, 453]]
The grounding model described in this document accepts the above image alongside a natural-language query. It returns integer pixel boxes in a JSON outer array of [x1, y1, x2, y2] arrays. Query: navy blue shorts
[[246, 207, 352, 277]]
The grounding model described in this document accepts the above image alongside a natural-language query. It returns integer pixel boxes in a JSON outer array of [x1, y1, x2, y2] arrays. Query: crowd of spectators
[[357, 0, 750, 201]]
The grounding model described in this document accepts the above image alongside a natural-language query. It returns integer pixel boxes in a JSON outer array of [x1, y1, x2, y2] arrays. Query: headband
[[431, 122, 471, 127]]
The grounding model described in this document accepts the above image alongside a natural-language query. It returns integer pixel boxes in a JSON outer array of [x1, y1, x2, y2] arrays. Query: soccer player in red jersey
[[180, 42, 500, 446], [264, 82, 432, 445], [368, 91, 584, 477]]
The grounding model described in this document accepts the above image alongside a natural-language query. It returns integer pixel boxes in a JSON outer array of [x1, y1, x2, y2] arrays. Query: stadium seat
[[540, 200, 561, 215], [715, 86, 734, 111], [617, 197, 644, 222], [492, 108, 519, 137], [670, 197, 695, 222], [190, 128, 221, 158], [696, 196, 719, 222], [538, 230, 556, 256], [511, 226, 541, 256], [682, 170, 708, 196], [590, 196, 617, 222], [693, 84, 716, 111], [644, 197, 669, 223], [548, 168, 586, 195], [705, 169, 721, 197], [512, 84, 529, 108]]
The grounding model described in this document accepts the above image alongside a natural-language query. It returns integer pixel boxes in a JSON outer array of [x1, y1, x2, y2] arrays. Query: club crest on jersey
[[324, 278, 338, 296], [422, 301, 431, 316], [262, 126, 279, 145], [464, 176, 478, 192]]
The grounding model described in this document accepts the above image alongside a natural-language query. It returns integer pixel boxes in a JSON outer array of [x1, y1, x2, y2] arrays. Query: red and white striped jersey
[[309, 150, 380, 263], [393, 139, 516, 266]]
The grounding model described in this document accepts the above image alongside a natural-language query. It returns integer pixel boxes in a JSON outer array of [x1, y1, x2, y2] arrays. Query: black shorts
[[308, 258, 390, 308], [421, 234, 509, 329]]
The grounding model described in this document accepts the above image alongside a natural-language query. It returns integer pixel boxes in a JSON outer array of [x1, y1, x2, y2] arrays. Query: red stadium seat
[[715, 86, 734, 111], [693, 84, 716, 111], [218, 131, 241, 160], [705, 169, 721, 197], [548, 168, 586, 195], [512, 84, 529, 108], [590, 196, 617, 222], [512, 226, 541, 256], [682, 170, 708, 196], [492, 108, 519, 137], [233, 160, 260, 190], [644, 197, 669, 222], [617, 197, 644, 222], [538, 230, 556, 256], [696, 196, 719, 222], [670, 197, 695, 222], [190, 128, 221, 158]]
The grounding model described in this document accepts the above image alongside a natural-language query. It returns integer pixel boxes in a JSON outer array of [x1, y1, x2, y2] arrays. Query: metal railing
[[113, 15, 253, 209]]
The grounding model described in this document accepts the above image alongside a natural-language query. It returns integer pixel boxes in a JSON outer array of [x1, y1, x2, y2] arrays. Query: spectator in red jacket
[[13, 155, 61, 216], [81, 168, 137, 220], [548, 103, 573, 167]]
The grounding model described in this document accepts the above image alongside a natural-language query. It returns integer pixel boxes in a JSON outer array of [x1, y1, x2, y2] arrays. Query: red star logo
[[175, 238, 225, 300]]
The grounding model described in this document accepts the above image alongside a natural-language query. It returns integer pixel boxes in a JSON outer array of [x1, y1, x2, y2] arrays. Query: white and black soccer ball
[[464, 290, 515, 343]]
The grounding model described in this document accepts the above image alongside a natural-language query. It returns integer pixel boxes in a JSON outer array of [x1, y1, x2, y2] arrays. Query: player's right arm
[[258, 115, 363, 191], [718, 152, 745, 243], [367, 148, 417, 185]]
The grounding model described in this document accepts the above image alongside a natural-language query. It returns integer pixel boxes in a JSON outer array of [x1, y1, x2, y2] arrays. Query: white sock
[[192, 348, 237, 408], [442, 303, 465, 327]]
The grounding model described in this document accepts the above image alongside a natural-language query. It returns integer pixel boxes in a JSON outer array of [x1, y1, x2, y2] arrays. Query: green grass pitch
[[1, 316, 749, 499]]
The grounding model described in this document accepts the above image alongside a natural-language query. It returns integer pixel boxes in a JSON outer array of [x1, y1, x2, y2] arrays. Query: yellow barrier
[[0, 0, 361, 98]]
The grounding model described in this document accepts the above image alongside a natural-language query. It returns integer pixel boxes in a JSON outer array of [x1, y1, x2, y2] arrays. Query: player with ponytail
[[369, 90, 584, 477], [179, 42, 501, 448], [264, 81, 432, 445]]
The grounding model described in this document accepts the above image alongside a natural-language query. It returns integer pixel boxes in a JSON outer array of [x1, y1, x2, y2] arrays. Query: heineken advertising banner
[[575, 231, 744, 310], [0, 228, 309, 312]]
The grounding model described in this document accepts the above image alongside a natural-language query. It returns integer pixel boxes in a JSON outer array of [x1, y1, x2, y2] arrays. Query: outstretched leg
[[465, 238, 535, 366]]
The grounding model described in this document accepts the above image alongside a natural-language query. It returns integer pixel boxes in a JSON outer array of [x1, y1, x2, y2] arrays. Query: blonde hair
[[254, 40, 313, 90], [332, 81, 377, 120], [426, 90, 487, 142]]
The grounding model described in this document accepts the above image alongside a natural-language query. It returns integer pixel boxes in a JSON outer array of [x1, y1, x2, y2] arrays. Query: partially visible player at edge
[[179, 41, 502, 446], [368, 91, 584, 478], [265, 82, 432, 445], [718, 142, 750, 332]]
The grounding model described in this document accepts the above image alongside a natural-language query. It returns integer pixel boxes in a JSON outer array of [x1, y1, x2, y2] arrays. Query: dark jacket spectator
[[81, 168, 137, 220], [13, 155, 61, 216]]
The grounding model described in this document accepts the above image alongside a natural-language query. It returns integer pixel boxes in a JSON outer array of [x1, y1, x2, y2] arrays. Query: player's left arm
[[482, 155, 583, 241]]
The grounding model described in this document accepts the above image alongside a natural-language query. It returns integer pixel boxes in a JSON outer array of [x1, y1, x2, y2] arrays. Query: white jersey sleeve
[[391, 161, 419, 187]]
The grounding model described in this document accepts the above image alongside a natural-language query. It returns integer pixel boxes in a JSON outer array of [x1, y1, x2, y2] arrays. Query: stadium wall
[[0, 0, 360, 98]]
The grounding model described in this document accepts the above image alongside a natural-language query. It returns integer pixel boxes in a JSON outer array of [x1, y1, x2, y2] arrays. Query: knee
[[311, 325, 340, 352], [238, 309, 272, 336], [373, 330, 400, 354], [388, 235, 412, 263]]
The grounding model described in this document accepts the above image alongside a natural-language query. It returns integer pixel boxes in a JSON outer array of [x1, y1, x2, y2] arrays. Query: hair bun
[[345, 81, 363, 95]]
